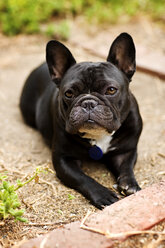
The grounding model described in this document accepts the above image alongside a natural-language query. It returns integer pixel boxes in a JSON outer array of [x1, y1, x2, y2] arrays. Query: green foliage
[[0, 0, 70, 36], [45, 21, 70, 40], [68, 194, 76, 200], [84, 0, 165, 24], [58, 209, 63, 215], [0, 166, 51, 222], [0, 175, 27, 222], [0, 0, 164, 36]]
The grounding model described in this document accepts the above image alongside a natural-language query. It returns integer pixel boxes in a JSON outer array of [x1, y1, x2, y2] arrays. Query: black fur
[[20, 33, 142, 209]]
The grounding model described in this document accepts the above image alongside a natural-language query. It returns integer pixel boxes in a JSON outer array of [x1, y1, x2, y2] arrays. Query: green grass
[[0, 0, 164, 37]]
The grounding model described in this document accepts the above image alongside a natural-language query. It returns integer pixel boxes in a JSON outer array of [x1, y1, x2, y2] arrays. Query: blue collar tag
[[89, 145, 103, 160]]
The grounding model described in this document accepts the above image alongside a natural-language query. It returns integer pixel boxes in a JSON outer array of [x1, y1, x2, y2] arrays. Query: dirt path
[[0, 19, 165, 247]]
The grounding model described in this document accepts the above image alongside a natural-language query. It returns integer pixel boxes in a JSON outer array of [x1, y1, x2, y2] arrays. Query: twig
[[158, 153, 165, 159], [40, 234, 50, 248], [21, 198, 35, 210], [80, 210, 92, 228], [0, 163, 26, 176], [38, 179, 57, 195], [26, 194, 46, 205], [24, 221, 67, 226], [157, 171, 165, 175], [80, 211, 165, 240]]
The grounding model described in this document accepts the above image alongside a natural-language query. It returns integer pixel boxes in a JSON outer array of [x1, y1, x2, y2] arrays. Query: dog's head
[[46, 33, 136, 139]]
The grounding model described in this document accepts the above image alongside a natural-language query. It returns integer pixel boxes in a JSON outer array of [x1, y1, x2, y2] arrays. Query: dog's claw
[[117, 175, 141, 196], [113, 184, 118, 190]]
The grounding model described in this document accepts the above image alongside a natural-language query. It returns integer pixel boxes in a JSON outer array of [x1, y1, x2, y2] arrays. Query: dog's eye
[[65, 90, 74, 98], [106, 87, 117, 95]]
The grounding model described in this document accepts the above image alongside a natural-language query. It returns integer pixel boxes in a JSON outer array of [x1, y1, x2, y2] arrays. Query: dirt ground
[[0, 18, 165, 247]]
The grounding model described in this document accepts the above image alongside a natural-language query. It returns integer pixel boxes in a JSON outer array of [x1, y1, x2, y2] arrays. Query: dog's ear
[[107, 33, 136, 81], [46, 40, 76, 83]]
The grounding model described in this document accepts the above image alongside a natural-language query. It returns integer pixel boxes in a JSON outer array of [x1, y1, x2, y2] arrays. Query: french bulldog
[[20, 33, 142, 209]]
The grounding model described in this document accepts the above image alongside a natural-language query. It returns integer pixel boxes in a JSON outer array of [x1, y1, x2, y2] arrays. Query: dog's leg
[[105, 149, 141, 196], [53, 156, 118, 209]]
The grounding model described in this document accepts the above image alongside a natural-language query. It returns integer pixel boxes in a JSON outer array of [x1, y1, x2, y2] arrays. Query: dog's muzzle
[[65, 95, 121, 135]]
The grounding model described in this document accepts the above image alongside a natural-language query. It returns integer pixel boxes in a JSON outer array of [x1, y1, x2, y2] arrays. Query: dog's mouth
[[79, 119, 102, 131], [82, 119, 99, 128]]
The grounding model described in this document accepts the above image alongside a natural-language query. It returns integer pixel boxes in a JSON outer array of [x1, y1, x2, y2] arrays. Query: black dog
[[20, 33, 142, 209]]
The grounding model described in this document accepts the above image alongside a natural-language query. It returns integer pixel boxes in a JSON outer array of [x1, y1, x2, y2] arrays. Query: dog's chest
[[79, 127, 115, 155], [90, 134, 113, 154]]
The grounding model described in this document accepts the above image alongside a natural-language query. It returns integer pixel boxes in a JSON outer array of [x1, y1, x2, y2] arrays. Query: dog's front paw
[[91, 186, 119, 209], [117, 175, 141, 196]]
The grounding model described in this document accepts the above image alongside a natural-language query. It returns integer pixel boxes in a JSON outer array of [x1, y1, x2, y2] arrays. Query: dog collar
[[89, 145, 103, 160]]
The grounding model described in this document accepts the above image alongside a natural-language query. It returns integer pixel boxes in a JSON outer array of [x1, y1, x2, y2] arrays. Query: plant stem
[[14, 172, 38, 191]]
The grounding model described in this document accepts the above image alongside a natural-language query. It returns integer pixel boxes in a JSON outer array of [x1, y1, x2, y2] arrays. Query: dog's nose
[[81, 99, 98, 110]]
